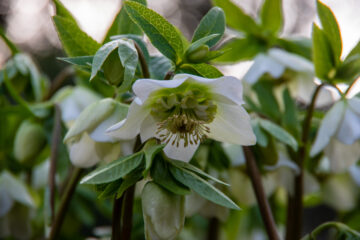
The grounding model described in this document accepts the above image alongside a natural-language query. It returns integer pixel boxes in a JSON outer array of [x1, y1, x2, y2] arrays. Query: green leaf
[[90, 40, 120, 80], [192, 7, 225, 47], [312, 24, 335, 80], [276, 37, 312, 60], [58, 56, 93, 68], [212, 0, 260, 34], [282, 88, 299, 138], [251, 120, 268, 147], [207, 141, 231, 170], [171, 160, 230, 186], [104, 0, 146, 43], [317, 0, 342, 64], [180, 63, 222, 78], [142, 139, 164, 176], [252, 81, 280, 121], [169, 164, 240, 210], [111, 34, 150, 62], [347, 40, 360, 59], [149, 56, 173, 79], [116, 168, 143, 197], [97, 179, 122, 199], [260, 0, 283, 34], [124, 1, 184, 63], [186, 34, 219, 56], [214, 37, 264, 63], [80, 152, 144, 184], [151, 157, 191, 195], [335, 55, 360, 82], [259, 118, 298, 151], [117, 39, 138, 92]]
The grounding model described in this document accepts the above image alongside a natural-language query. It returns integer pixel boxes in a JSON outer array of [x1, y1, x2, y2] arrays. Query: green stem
[[285, 83, 325, 240], [0, 27, 19, 55], [243, 146, 280, 240], [48, 167, 83, 240], [308, 222, 360, 239], [111, 196, 124, 240], [134, 42, 150, 78], [207, 217, 219, 240], [164, 71, 174, 80], [121, 185, 136, 240]]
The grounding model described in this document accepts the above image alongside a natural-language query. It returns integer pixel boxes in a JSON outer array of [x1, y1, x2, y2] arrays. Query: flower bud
[[141, 181, 185, 240], [14, 120, 46, 165], [186, 45, 209, 63]]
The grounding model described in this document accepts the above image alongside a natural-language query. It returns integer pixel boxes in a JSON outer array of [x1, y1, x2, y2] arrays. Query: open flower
[[311, 97, 360, 172], [107, 74, 256, 162], [244, 48, 334, 106]]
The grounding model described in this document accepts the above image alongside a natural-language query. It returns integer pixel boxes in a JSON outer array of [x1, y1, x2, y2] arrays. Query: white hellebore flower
[[311, 97, 360, 172], [107, 74, 256, 162], [64, 98, 130, 168], [244, 48, 334, 106]]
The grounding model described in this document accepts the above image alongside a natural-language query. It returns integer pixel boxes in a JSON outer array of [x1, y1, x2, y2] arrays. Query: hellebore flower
[[107, 74, 256, 162], [311, 97, 360, 172], [244, 48, 334, 106], [64, 98, 130, 168]]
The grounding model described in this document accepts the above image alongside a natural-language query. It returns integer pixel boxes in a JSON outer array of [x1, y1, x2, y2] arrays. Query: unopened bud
[[142, 181, 185, 240], [186, 45, 209, 63]]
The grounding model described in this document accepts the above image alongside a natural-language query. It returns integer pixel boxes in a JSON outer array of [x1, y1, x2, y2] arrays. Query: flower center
[[149, 85, 217, 147]]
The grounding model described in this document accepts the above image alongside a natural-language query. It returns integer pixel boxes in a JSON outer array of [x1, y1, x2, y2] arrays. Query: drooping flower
[[64, 98, 131, 168], [244, 48, 335, 106], [311, 96, 360, 172], [107, 74, 256, 162]]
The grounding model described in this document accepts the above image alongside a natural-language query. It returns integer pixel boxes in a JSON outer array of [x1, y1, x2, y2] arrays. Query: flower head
[[107, 74, 256, 162]]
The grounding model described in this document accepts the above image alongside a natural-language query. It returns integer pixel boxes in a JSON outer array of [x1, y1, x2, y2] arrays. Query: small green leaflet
[[90, 41, 120, 80], [180, 63, 223, 78], [52, 0, 100, 57], [317, 0, 342, 65], [142, 139, 164, 176], [258, 118, 298, 151], [260, 0, 283, 34], [80, 152, 144, 184], [191, 7, 225, 47], [312, 24, 335, 81], [124, 1, 184, 64], [169, 164, 240, 210], [117, 39, 139, 92], [58, 56, 93, 68], [186, 34, 219, 56], [251, 119, 268, 147]]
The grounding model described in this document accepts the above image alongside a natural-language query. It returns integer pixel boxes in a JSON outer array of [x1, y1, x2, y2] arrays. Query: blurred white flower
[[64, 98, 130, 168], [244, 48, 334, 106], [107, 74, 256, 162], [311, 97, 360, 172]]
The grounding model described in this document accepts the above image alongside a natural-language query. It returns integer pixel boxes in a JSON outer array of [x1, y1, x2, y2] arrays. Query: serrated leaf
[[259, 118, 298, 151], [192, 7, 225, 47], [317, 0, 342, 64], [151, 157, 190, 195], [80, 152, 144, 184], [312, 24, 335, 80], [169, 164, 239, 210], [142, 140, 164, 175], [171, 160, 229, 186], [111, 34, 150, 62], [214, 37, 264, 63], [124, 1, 184, 63], [180, 63, 222, 78], [104, 0, 146, 43], [58, 56, 93, 68], [260, 0, 283, 34], [213, 0, 260, 34]]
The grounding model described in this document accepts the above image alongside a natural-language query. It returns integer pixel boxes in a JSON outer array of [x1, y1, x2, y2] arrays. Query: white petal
[[175, 74, 245, 105], [163, 137, 200, 162], [268, 48, 314, 73], [243, 54, 285, 84], [324, 138, 360, 173], [106, 98, 149, 140], [68, 133, 100, 168], [336, 105, 360, 144], [140, 115, 158, 142], [95, 142, 122, 164], [133, 77, 188, 103], [90, 112, 122, 143], [207, 103, 256, 145], [310, 101, 346, 156], [348, 97, 360, 115]]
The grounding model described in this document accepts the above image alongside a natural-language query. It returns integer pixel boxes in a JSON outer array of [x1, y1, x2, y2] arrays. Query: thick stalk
[[45, 67, 74, 100], [242, 146, 280, 240], [49, 104, 62, 223], [207, 217, 219, 240], [48, 167, 83, 240], [285, 84, 325, 240], [134, 42, 150, 78], [164, 71, 174, 80]]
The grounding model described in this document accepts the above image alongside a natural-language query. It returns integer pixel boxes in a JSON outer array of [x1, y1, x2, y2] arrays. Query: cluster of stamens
[[150, 86, 217, 148]]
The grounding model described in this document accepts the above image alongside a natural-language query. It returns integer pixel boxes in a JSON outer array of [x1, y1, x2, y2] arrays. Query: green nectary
[[147, 81, 218, 147]]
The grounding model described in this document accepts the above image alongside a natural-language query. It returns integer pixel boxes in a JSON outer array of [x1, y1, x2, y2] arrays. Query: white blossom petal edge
[[107, 74, 256, 162]]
